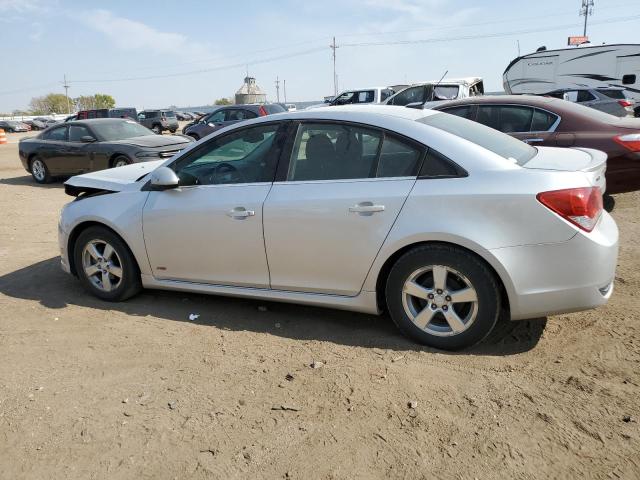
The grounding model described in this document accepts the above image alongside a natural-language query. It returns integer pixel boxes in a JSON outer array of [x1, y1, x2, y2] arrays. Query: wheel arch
[[67, 221, 141, 277], [108, 153, 132, 168], [373, 240, 513, 316]]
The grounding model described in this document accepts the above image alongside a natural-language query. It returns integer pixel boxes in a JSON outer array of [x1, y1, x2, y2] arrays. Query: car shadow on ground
[[0, 175, 65, 189], [0, 257, 547, 356]]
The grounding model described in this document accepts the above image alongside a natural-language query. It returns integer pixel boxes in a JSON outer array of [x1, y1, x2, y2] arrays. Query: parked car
[[23, 119, 47, 131], [18, 118, 192, 184], [175, 112, 193, 121], [384, 77, 484, 107], [431, 95, 640, 194], [69, 108, 138, 121], [184, 104, 286, 140], [328, 87, 396, 106], [59, 105, 617, 350], [137, 110, 179, 134], [34, 117, 61, 127], [541, 87, 634, 117], [0, 120, 29, 132]]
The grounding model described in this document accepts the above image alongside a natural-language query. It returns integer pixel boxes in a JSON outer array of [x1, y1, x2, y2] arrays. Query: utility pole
[[283, 79, 287, 103], [580, 0, 594, 37], [275, 76, 280, 103], [63, 74, 71, 114], [330, 36, 339, 96]]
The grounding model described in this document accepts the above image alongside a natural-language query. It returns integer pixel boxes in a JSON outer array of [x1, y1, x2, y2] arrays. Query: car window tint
[[531, 109, 558, 131], [287, 123, 381, 181], [418, 112, 537, 166], [389, 86, 424, 106], [419, 149, 462, 178], [380, 89, 395, 101], [68, 126, 93, 142], [43, 126, 67, 141], [172, 123, 280, 186], [497, 106, 533, 133], [598, 89, 626, 99], [376, 136, 421, 178], [476, 106, 500, 129], [577, 90, 596, 102], [440, 106, 473, 119]]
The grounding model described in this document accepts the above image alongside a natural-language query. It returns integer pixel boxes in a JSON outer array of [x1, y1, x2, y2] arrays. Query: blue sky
[[1, 0, 639, 112]]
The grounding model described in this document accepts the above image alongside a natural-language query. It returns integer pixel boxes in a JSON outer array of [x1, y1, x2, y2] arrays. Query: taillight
[[618, 100, 633, 108], [613, 133, 640, 152], [537, 187, 603, 232], [258, 105, 268, 116]]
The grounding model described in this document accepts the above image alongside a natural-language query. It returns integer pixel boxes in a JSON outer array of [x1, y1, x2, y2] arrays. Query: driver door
[[142, 122, 286, 287]]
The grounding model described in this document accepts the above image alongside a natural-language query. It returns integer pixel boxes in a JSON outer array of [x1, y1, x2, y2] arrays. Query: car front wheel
[[385, 245, 501, 350], [74, 226, 142, 302], [112, 156, 130, 168], [30, 157, 51, 184], [151, 125, 162, 134]]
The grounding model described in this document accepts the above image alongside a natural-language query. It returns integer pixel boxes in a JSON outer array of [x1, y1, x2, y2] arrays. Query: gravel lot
[[0, 131, 639, 479]]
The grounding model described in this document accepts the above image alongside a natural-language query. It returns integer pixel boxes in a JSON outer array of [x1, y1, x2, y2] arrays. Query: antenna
[[429, 70, 448, 102]]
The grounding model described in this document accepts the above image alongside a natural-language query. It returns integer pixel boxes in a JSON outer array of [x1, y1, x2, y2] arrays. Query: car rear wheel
[[385, 245, 501, 350], [74, 226, 142, 302], [30, 157, 51, 184], [169, 129, 177, 134], [151, 124, 162, 134], [112, 156, 130, 168], [188, 133, 200, 141]]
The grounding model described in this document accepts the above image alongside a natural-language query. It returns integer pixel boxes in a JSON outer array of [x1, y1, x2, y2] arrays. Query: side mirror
[[405, 102, 424, 110], [80, 135, 96, 143], [149, 166, 179, 190]]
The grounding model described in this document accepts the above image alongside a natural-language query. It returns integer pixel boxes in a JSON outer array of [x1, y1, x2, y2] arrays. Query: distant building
[[235, 76, 266, 104]]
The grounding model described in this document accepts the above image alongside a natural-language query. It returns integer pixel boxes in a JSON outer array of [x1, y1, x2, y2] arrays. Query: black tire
[[169, 129, 177, 134], [73, 226, 142, 302], [603, 194, 615, 213], [30, 156, 51, 184], [111, 155, 131, 168], [151, 124, 162, 134], [385, 245, 501, 350], [188, 133, 200, 141]]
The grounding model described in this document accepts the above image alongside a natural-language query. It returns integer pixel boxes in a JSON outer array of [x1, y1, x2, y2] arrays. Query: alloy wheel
[[81, 239, 124, 292], [401, 265, 479, 337], [32, 159, 46, 181], [113, 159, 129, 168]]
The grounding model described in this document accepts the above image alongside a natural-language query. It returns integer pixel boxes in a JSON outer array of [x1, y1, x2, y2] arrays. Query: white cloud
[[73, 9, 213, 60]]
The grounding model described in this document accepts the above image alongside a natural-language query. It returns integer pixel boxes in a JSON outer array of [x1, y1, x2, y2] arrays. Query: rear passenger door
[[263, 122, 424, 296], [39, 126, 69, 174]]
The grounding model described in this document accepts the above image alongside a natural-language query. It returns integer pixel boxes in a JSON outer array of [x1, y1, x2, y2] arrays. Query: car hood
[[64, 160, 164, 196], [107, 134, 191, 148]]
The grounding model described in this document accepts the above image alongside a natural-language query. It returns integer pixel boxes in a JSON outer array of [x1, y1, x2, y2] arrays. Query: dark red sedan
[[431, 95, 640, 194]]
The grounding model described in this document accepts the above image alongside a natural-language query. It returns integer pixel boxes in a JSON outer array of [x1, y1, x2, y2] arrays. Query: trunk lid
[[522, 146, 607, 192], [64, 160, 164, 197]]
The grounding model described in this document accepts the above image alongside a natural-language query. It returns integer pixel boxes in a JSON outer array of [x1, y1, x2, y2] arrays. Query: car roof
[[65, 118, 140, 126]]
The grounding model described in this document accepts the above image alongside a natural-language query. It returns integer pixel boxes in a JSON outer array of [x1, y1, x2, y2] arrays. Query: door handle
[[349, 202, 385, 216], [227, 207, 255, 219], [525, 138, 544, 143]]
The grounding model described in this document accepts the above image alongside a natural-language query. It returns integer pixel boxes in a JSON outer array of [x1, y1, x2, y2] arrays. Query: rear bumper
[[492, 212, 618, 320]]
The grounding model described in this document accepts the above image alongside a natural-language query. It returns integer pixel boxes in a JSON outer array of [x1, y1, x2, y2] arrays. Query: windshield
[[418, 112, 537, 165], [433, 85, 460, 100], [92, 120, 154, 141]]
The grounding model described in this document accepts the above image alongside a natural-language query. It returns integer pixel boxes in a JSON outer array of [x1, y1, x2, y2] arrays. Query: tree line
[[24, 93, 117, 115]]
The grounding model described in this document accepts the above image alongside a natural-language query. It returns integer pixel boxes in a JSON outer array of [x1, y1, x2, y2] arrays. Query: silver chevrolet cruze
[[59, 106, 618, 350]]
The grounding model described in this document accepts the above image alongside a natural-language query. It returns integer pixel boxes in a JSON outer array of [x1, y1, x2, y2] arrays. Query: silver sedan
[[58, 106, 618, 350]]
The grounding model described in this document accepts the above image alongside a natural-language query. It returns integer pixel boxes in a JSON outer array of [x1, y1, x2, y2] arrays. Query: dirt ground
[[0, 131, 638, 480]]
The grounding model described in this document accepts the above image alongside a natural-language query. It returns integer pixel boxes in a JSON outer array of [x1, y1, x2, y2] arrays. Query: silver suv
[[137, 110, 179, 134], [543, 87, 635, 117]]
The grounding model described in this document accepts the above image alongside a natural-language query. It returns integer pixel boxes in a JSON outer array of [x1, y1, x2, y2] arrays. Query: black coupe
[[18, 118, 193, 184]]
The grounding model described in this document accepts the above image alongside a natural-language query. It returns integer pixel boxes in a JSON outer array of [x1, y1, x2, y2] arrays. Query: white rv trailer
[[503, 43, 640, 99]]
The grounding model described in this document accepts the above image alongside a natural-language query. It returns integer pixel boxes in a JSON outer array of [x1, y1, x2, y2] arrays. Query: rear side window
[[163, 111, 176, 118], [356, 90, 375, 103], [146, 111, 158, 118], [286, 123, 422, 181], [376, 136, 421, 178], [598, 89, 626, 99], [418, 112, 537, 165], [68, 126, 93, 142], [380, 89, 395, 101], [476, 105, 533, 133], [577, 90, 596, 102], [419, 149, 465, 178], [440, 105, 474, 119], [531, 109, 558, 131], [42, 126, 67, 141], [264, 104, 286, 114], [388, 86, 425, 106]]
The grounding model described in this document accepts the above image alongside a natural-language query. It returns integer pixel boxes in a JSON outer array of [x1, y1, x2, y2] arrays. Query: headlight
[[135, 151, 160, 158]]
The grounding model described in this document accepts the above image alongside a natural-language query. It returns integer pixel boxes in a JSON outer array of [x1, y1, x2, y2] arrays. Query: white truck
[[503, 43, 640, 100]]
